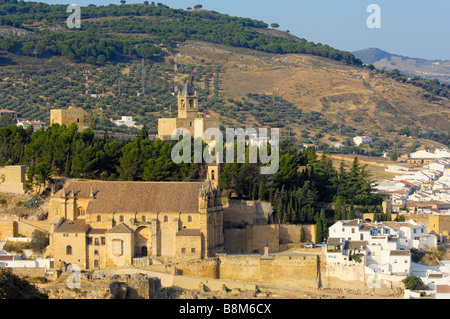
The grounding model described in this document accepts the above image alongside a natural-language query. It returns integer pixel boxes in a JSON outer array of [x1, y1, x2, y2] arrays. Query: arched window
[[94, 260, 99, 268], [120, 216, 124, 222], [142, 216, 146, 222], [78, 207, 85, 216], [66, 245, 72, 255], [94, 250, 99, 255], [188, 216, 192, 223], [211, 170, 215, 180], [97, 215, 101, 222], [189, 99, 194, 109], [164, 216, 168, 223]]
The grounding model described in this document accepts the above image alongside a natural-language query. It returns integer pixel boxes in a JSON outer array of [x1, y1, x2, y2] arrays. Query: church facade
[[48, 164, 223, 270], [158, 82, 219, 141]]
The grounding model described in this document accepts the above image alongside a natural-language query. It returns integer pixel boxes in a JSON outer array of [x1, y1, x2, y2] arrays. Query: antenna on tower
[[141, 57, 146, 96], [83, 70, 90, 95], [174, 56, 179, 96]]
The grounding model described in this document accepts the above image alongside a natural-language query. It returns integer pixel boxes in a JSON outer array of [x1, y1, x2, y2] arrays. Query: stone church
[[48, 163, 223, 270], [158, 82, 219, 141]]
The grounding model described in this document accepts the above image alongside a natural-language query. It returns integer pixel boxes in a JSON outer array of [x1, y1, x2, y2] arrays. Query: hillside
[[353, 48, 450, 83], [0, 1, 449, 155], [177, 41, 449, 148]]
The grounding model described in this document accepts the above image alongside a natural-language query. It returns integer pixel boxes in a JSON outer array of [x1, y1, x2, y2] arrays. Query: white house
[[424, 271, 449, 290], [326, 219, 435, 276], [17, 120, 46, 131], [410, 149, 450, 160], [112, 116, 142, 129], [353, 136, 372, 146]]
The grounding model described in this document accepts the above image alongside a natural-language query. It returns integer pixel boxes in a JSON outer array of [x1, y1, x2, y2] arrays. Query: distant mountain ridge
[[353, 48, 450, 83]]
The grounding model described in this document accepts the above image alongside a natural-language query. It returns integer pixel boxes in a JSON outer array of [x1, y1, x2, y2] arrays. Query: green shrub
[[402, 276, 427, 290]]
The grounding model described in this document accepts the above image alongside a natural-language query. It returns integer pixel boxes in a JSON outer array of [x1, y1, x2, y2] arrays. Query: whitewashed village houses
[[326, 219, 437, 276]]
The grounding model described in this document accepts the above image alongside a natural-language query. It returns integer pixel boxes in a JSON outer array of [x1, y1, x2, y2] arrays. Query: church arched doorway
[[135, 226, 152, 257]]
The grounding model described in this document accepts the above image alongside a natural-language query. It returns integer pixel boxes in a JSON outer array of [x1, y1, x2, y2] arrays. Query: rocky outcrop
[[0, 26, 34, 37], [40, 273, 161, 299]]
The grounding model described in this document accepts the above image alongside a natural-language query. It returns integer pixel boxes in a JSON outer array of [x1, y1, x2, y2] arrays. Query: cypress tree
[[334, 196, 342, 222], [315, 217, 322, 244], [258, 181, 265, 201], [348, 204, 356, 220], [320, 209, 328, 241], [300, 225, 305, 243], [373, 211, 379, 222], [252, 183, 258, 200]]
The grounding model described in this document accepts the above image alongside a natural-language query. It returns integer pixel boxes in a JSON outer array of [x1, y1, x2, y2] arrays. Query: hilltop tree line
[[0, 0, 362, 65]]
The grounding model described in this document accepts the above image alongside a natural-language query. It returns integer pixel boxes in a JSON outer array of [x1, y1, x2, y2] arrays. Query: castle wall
[[224, 228, 247, 253], [157, 118, 178, 140], [324, 261, 366, 290], [50, 107, 85, 132], [217, 254, 320, 289], [172, 275, 257, 292], [0, 221, 18, 240], [17, 220, 49, 238], [0, 165, 26, 194], [224, 224, 316, 254], [408, 213, 450, 237], [279, 224, 316, 244], [223, 199, 256, 225]]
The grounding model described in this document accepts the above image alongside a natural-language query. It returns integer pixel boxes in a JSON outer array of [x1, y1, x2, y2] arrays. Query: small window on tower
[[211, 170, 215, 180]]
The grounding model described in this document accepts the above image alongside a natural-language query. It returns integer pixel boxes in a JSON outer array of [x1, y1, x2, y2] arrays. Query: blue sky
[[43, 0, 450, 60]]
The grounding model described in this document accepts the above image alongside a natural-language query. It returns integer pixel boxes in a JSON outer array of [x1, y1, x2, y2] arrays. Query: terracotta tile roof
[[54, 219, 90, 233], [347, 241, 367, 250], [343, 220, 360, 226], [327, 238, 344, 245], [105, 223, 134, 234], [359, 225, 372, 231], [88, 228, 107, 235], [399, 222, 422, 229], [390, 250, 410, 256], [0, 255, 14, 261], [176, 229, 202, 236], [437, 285, 450, 293], [56, 180, 204, 214], [379, 221, 401, 229]]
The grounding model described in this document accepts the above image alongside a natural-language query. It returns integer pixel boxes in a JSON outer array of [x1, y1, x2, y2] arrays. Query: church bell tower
[[177, 82, 199, 119]]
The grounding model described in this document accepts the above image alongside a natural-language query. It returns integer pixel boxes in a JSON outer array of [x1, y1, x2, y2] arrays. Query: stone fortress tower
[[158, 81, 219, 141]]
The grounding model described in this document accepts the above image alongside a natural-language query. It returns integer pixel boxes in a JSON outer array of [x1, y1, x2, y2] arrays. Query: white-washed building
[[326, 219, 436, 276]]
